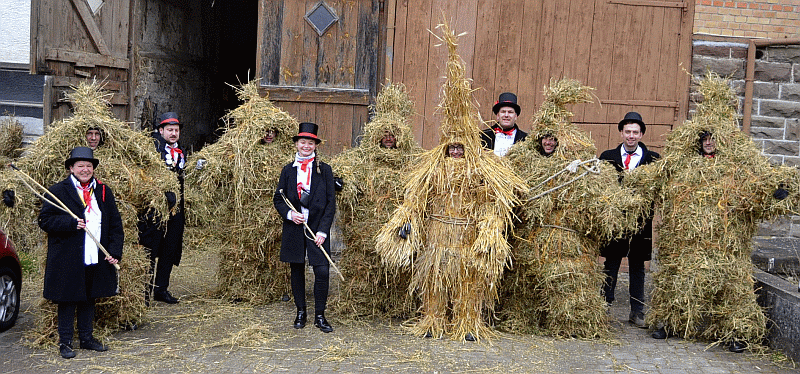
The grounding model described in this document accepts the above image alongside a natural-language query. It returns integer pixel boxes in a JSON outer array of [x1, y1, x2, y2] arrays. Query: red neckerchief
[[299, 157, 314, 172], [297, 157, 314, 199], [78, 181, 94, 213], [493, 126, 515, 136], [170, 147, 183, 164]]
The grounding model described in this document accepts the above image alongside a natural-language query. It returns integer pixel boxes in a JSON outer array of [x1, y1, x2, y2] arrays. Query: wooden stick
[[278, 189, 344, 281], [9, 164, 120, 270]]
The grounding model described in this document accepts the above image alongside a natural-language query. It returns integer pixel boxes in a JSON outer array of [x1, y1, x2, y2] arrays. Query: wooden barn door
[[390, 0, 693, 152], [30, 0, 133, 127], [257, 0, 382, 154]]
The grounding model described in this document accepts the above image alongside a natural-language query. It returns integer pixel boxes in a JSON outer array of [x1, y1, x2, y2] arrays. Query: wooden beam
[[600, 99, 679, 108], [608, 0, 687, 8], [51, 76, 125, 91], [69, 0, 112, 56], [260, 85, 371, 105], [45, 48, 129, 69]]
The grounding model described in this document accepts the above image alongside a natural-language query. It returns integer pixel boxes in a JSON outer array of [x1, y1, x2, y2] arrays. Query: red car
[[0, 229, 20, 332]]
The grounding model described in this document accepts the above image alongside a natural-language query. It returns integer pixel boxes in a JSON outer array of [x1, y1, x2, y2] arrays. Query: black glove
[[334, 176, 344, 192], [773, 188, 789, 200], [165, 191, 177, 208], [2, 190, 14, 208], [398, 222, 411, 240]]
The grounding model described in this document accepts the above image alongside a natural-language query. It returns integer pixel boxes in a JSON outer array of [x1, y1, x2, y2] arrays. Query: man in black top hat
[[480, 92, 528, 157], [598, 111, 660, 328], [138, 112, 185, 304]]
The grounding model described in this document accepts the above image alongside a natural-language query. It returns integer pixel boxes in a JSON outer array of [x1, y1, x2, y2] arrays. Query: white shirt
[[164, 143, 185, 169], [493, 130, 515, 157], [620, 145, 643, 171], [71, 175, 101, 265]]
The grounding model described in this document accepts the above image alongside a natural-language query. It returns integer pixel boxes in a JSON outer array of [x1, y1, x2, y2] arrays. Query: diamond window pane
[[305, 1, 338, 37]]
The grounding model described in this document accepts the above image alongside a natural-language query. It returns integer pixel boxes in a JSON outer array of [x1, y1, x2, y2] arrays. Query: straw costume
[[329, 83, 422, 319], [499, 78, 649, 338], [375, 22, 526, 342], [0, 116, 23, 166], [0, 81, 177, 346], [628, 72, 799, 350], [185, 79, 297, 304]]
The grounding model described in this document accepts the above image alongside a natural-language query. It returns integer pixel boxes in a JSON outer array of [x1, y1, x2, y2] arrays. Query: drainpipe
[[743, 38, 800, 134]]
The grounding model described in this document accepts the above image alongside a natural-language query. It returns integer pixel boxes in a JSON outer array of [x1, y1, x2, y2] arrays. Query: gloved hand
[[773, 187, 789, 200], [398, 222, 411, 240], [195, 159, 207, 170], [2, 190, 15, 208], [334, 176, 344, 192], [567, 159, 581, 173], [165, 191, 177, 208]]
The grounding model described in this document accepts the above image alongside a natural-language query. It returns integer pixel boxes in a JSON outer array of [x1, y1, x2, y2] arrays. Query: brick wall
[[694, 1, 800, 39], [692, 40, 800, 238]]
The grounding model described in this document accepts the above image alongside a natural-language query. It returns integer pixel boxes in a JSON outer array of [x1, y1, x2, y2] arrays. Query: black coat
[[273, 160, 336, 265], [137, 132, 185, 266], [480, 125, 528, 150], [599, 142, 660, 261], [39, 177, 124, 302]]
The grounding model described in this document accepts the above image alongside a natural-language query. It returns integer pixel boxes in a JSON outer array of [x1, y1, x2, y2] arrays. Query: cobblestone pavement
[[1, 249, 796, 374]]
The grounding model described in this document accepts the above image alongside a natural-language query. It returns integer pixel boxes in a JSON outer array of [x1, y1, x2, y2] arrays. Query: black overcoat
[[273, 160, 336, 265], [599, 142, 660, 261], [39, 177, 124, 302], [480, 125, 528, 150]]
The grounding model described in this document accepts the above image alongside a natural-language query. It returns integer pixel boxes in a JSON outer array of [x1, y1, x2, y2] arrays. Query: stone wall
[[691, 38, 800, 238], [754, 269, 800, 362]]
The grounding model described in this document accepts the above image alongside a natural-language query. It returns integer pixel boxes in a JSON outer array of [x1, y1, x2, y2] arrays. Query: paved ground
[[1, 248, 796, 374]]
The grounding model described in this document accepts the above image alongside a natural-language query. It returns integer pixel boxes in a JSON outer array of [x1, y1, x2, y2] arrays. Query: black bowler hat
[[617, 112, 646, 134], [492, 92, 521, 115], [64, 147, 99, 169], [293, 122, 322, 144], [158, 112, 182, 129]]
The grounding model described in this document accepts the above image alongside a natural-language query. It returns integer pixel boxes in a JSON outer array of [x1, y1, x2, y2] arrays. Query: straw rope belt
[[530, 158, 602, 201], [429, 214, 472, 225], [538, 224, 578, 233]]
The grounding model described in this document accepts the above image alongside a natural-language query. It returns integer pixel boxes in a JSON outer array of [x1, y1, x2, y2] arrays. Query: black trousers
[[57, 265, 97, 344], [603, 254, 645, 314], [290, 262, 329, 315]]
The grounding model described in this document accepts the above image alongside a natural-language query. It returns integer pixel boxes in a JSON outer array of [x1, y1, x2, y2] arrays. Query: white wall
[[0, 0, 31, 64]]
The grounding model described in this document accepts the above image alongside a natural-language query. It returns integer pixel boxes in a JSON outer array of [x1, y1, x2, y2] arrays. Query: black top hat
[[617, 112, 646, 133], [492, 92, 521, 115], [64, 147, 99, 169], [158, 112, 182, 128], [293, 122, 322, 144]]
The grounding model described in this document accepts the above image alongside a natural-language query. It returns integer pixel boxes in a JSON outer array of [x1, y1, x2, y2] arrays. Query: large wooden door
[[30, 0, 133, 127], [390, 0, 693, 152], [257, 0, 382, 154]]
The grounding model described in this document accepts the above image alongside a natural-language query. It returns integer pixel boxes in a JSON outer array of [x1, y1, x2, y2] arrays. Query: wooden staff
[[9, 164, 120, 270], [278, 189, 344, 281]]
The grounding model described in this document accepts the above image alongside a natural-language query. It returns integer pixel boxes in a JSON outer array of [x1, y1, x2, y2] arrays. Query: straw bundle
[[499, 78, 648, 338], [329, 83, 422, 319], [185, 79, 297, 304], [627, 71, 800, 348], [0, 115, 23, 163], [4, 80, 178, 346], [375, 22, 526, 342]]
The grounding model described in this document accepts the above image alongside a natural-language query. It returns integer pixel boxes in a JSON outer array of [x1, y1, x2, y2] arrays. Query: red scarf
[[493, 126, 515, 136], [78, 182, 93, 213], [170, 147, 183, 164]]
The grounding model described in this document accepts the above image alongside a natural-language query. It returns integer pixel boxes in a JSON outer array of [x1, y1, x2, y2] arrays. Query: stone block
[[751, 116, 785, 129], [753, 82, 780, 99], [691, 56, 745, 79], [783, 156, 800, 167], [765, 45, 800, 64], [781, 84, 800, 102], [754, 270, 800, 363], [763, 140, 799, 156], [692, 43, 734, 58], [760, 100, 800, 118], [787, 118, 800, 141], [753, 61, 792, 82], [750, 126, 784, 140], [757, 217, 790, 236]]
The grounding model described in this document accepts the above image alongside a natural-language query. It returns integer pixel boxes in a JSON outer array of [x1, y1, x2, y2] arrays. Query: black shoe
[[59, 342, 76, 359], [652, 327, 667, 339], [153, 289, 179, 304], [80, 337, 108, 352], [628, 311, 647, 329], [314, 314, 333, 333], [729, 340, 746, 353], [293, 310, 307, 329], [464, 333, 476, 342], [424, 331, 433, 338], [282, 293, 291, 302]]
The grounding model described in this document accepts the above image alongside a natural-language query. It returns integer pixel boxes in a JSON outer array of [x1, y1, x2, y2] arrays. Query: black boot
[[729, 340, 747, 353], [652, 327, 667, 339], [293, 309, 307, 329], [58, 341, 76, 359], [314, 313, 333, 333]]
